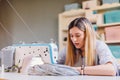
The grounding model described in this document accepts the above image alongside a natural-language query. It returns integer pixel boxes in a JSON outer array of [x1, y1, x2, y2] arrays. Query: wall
[[0, 0, 77, 49]]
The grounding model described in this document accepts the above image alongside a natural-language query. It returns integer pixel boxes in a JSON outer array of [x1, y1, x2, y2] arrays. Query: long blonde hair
[[65, 17, 97, 66]]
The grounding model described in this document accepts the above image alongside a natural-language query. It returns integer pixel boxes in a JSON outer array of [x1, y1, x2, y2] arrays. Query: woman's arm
[[75, 62, 116, 76]]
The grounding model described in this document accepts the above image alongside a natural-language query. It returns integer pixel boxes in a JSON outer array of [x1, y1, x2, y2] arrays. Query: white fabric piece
[[28, 64, 80, 76]]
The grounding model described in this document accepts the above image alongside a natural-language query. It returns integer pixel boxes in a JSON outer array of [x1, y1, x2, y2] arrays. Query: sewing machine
[[0, 42, 58, 72]]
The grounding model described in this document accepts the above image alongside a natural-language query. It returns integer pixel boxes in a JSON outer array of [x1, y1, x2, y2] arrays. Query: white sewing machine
[[0, 42, 58, 72]]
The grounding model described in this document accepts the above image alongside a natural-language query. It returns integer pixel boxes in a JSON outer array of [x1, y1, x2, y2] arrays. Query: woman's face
[[69, 27, 85, 49]]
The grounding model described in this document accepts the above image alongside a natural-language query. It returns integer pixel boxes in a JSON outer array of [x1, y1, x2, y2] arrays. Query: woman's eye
[[76, 35, 81, 37], [70, 34, 81, 38]]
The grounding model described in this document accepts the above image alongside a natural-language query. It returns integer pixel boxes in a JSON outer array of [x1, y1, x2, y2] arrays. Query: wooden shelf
[[63, 42, 67, 45], [92, 3, 120, 11], [61, 9, 85, 17], [62, 28, 68, 31], [105, 40, 120, 44], [59, 3, 120, 51], [97, 22, 120, 27]]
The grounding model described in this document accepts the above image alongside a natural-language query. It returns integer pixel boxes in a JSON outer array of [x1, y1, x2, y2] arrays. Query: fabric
[[0, 46, 15, 71], [27, 63, 80, 76], [57, 40, 119, 76]]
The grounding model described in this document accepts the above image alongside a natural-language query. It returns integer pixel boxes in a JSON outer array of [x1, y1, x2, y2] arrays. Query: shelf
[[59, 3, 120, 51], [97, 22, 120, 27], [62, 28, 68, 31], [63, 42, 67, 45], [91, 3, 120, 11], [60, 9, 85, 17], [105, 40, 120, 44]]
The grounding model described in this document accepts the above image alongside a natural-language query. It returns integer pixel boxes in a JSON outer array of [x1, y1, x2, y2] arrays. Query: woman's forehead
[[70, 27, 83, 33]]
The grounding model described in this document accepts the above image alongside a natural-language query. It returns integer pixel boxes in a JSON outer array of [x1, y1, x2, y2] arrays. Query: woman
[[57, 17, 119, 76]]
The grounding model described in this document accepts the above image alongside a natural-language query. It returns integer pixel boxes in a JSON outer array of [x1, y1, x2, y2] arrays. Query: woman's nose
[[73, 37, 77, 42]]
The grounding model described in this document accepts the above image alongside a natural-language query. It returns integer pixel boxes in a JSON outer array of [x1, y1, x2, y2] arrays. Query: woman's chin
[[75, 46, 80, 49]]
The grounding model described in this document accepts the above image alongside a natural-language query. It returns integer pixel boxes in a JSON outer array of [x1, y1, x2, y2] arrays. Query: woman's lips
[[74, 43, 79, 46]]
